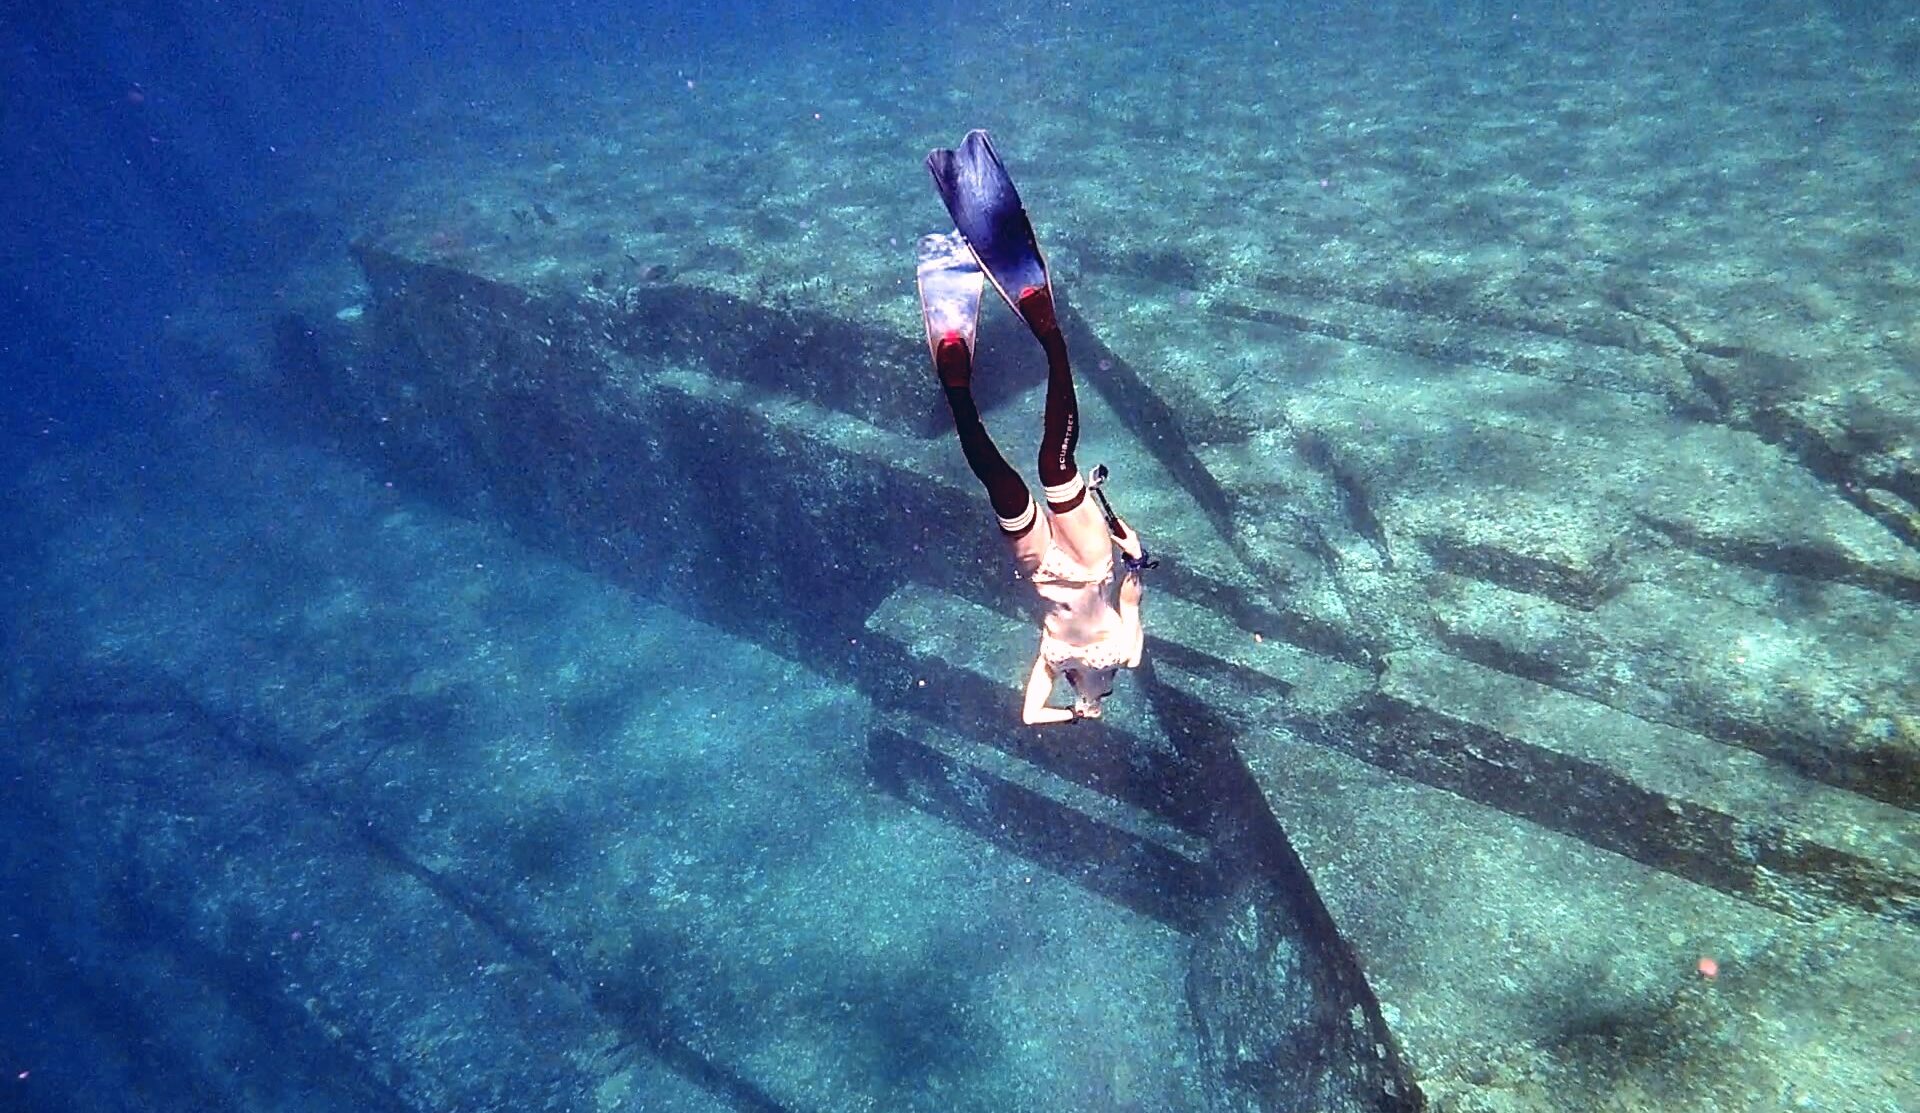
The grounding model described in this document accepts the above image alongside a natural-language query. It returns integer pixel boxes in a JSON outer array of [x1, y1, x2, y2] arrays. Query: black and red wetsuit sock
[[938, 337, 1034, 532], [1020, 289, 1083, 509]]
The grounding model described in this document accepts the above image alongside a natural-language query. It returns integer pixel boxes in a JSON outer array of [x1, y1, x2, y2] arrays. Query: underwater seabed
[[7, 1, 1919, 1111], [6, 430, 1320, 1112]]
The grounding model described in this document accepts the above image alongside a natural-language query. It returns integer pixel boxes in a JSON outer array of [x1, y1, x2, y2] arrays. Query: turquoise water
[[3, 3, 1915, 1111]]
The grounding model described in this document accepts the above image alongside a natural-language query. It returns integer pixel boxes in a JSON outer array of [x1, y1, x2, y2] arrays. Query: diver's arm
[[1111, 517, 1144, 562], [1118, 570, 1145, 668], [1021, 654, 1075, 725]]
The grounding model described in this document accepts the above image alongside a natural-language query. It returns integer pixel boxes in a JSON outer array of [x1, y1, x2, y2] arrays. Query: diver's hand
[[1113, 519, 1145, 561], [1021, 656, 1074, 725]]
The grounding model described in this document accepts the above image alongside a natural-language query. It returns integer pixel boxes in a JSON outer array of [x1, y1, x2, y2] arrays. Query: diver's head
[[1062, 666, 1116, 720]]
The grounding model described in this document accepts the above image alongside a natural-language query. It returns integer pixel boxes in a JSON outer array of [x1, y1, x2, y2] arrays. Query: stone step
[[867, 716, 1214, 933], [859, 579, 1920, 1104], [855, 581, 1798, 1094], [863, 579, 1916, 929], [1064, 276, 1920, 807], [10, 671, 730, 1113], [321, 246, 1920, 824], [859, 577, 1220, 842]]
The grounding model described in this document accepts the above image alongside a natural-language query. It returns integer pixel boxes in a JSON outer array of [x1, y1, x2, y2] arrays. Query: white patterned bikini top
[[1030, 543, 1122, 664], [1030, 544, 1113, 594]]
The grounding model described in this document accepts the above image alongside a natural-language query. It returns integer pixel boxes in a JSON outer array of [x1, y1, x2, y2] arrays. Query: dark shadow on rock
[[1141, 665, 1423, 1113]]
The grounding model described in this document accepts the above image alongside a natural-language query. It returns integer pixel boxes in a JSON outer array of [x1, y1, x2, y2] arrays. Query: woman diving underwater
[[918, 130, 1156, 725]]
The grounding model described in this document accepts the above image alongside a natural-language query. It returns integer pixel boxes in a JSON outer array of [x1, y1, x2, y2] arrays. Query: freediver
[[918, 130, 1157, 725]]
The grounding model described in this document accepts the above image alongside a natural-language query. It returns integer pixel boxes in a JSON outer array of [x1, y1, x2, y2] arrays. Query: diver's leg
[[1022, 289, 1111, 562], [926, 131, 1081, 509], [917, 233, 1044, 563], [937, 337, 1039, 542], [1029, 290, 1081, 502]]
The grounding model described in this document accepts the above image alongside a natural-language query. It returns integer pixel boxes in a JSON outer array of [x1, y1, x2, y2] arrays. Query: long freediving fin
[[926, 130, 1057, 336], [915, 230, 984, 386]]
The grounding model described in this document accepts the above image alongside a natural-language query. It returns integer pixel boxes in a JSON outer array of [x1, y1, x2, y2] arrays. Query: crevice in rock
[[1609, 295, 1920, 557], [1638, 512, 1920, 604], [1059, 302, 1239, 533], [1212, 288, 1688, 407], [1435, 623, 1920, 812], [1215, 300, 1616, 394], [1422, 535, 1627, 612], [1251, 270, 1661, 355], [1283, 420, 1394, 571]]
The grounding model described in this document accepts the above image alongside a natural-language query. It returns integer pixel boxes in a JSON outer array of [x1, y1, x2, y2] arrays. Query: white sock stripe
[[1043, 473, 1085, 504], [998, 498, 1037, 533]]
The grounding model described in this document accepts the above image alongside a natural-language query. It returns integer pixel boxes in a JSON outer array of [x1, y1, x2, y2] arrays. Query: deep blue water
[[7, 0, 1907, 459], [1, 0, 918, 460]]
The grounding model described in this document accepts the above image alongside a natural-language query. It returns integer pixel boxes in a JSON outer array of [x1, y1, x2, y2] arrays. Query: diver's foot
[[917, 230, 983, 388], [1015, 284, 1059, 336], [934, 334, 973, 389]]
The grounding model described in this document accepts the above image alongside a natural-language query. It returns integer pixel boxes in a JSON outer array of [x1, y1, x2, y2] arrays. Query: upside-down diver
[[918, 130, 1157, 725]]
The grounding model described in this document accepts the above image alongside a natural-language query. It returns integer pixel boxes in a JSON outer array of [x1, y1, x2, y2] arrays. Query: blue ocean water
[[3, 3, 1916, 1111]]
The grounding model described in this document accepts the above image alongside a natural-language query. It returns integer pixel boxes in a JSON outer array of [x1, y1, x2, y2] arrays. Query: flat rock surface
[[299, 2, 1918, 807], [32, 2, 1918, 1111], [4, 431, 1207, 1112]]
